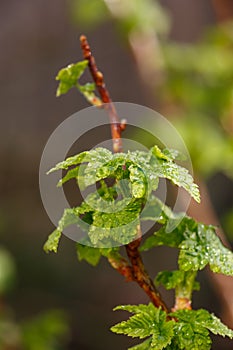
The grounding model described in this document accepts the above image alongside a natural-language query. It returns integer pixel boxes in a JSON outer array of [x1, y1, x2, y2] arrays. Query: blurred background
[[0, 0, 233, 349]]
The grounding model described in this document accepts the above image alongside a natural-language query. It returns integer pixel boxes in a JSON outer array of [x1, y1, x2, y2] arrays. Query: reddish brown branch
[[80, 35, 168, 312], [126, 228, 168, 312], [107, 253, 134, 282], [80, 35, 123, 153]]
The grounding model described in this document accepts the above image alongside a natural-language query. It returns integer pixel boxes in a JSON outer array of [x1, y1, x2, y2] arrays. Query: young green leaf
[[48, 148, 112, 174], [111, 304, 175, 350], [141, 213, 233, 276], [57, 166, 80, 187], [56, 60, 88, 96], [155, 270, 199, 293], [140, 195, 165, 223], [173, 320, 211, 350], [155, 270, 199, 303], [178, 223, 233, 275], [76, 238, 121, 266], [85, 196, 142, 245], [151, 145, 170, 161], [47, 151, 89, 173], [129, 337, 153, 350], [48, 146, 199, 205], [202, 312, 233, 338], [78, 82, 102, 106], [43, 230, 62, 253], [44, 208, 83, 254], [170, 309, 233, 349], [129, 164, 147, 198], [76, 244, 102, 266], [89, 214, 139, 246], [140, 212, 188, 252]]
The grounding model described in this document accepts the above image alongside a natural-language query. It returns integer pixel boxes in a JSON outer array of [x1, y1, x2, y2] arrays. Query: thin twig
[[80, 35, 168, 312], [80, 35, 123, 153]]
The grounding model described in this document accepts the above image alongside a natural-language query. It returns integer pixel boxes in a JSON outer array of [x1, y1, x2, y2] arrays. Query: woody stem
[[80, 35, 168, 312]]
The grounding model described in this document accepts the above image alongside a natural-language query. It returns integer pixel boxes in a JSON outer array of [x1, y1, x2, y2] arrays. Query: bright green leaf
[[56, 60, 88, 96], [129, 337, 152, 350], [76, 244, 101, 266], [112, 304, 175, 350], [155, 270, 199, 299], [179, 223, 233, 275], [171, 309, 233, 349], [47, 151, 89, 173], [43, 230, 62, 253]]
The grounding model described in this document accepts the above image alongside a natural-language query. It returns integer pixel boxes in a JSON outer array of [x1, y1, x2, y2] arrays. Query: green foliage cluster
[[0, 243, 68, 349], [56, 60, 101, 105], [44, 129, 233, 348], [162, 24, 233, 178], [43, 44, 233, 348], [141, 216, 233, 276], [0, 310, 68, 350], [44, 143, 200, 249], [111, 303, 233, 350]]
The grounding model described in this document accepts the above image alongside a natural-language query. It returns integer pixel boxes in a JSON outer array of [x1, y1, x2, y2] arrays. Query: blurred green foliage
[[0, 246, 16, 294], [0, 243, 68, 349], [69, 0, 169, 35], [162, 23, 233, 178], [70, 0, 233, 179], [0, 309, 68, 350], [69, 0, 109, 29], [21, 310, 69, 350], [223, 207, 233, 239]]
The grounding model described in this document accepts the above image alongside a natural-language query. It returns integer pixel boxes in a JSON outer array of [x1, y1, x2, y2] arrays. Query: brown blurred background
[[0, 1, 232, 349]]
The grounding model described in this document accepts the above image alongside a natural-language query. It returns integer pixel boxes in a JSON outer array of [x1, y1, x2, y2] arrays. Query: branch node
[[120, 119, 127, 131]]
